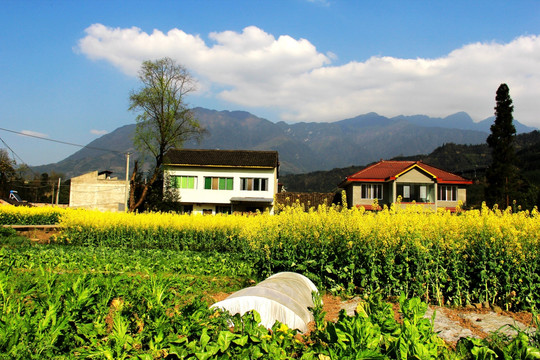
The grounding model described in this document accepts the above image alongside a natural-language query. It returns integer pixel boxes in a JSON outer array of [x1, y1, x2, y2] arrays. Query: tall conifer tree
[[485, 83, 517, 207]]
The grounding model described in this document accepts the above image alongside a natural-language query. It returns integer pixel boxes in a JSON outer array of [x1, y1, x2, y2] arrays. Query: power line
[[0, 136, 27, 165], [0, 127, 126, 156]]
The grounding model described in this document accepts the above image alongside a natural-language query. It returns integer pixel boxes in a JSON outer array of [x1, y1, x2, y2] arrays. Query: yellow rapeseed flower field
[[1, 203, 538, 309]]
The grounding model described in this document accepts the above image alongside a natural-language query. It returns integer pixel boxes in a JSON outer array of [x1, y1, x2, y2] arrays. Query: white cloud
[[90, 129, 108, 136], [306, 0, 331, 6], [77, 25, 540, 127], [21, 130, 48, 138]]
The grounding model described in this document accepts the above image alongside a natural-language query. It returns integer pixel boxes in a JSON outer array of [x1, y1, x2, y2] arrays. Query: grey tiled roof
[[164, 149, 279, 168]]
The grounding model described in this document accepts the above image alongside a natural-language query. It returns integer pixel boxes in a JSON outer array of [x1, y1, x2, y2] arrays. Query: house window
[[216, 205, 232, 214], [438, 185, 457, 201], [181, 205, 193, 214], [397, 184, 432, 202], [361, 184, 383, 199], [204, 177, 233, 190], [403, 185, 410, 198], [171, 176, 197, 189], [241, 178, 268, 191]]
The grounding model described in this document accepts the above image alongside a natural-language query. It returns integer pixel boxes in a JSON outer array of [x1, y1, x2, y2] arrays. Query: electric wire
[[0, 127, 126, 156], [1, 127, 134, 206], [0, 136, 29, 167]]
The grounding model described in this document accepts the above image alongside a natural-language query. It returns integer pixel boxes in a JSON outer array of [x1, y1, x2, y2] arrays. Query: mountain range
[[32, 107, 536, 179]]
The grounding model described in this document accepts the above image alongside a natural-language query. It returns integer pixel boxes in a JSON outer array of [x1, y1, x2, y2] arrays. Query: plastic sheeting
[[210, 272, 319, 333]]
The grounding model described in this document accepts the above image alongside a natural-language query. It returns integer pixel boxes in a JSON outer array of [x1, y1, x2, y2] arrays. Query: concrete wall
[[69, 171, 127, 212]]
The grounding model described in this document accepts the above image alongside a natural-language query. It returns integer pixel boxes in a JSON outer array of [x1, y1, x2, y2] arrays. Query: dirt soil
[[19, 229, 60, 243]]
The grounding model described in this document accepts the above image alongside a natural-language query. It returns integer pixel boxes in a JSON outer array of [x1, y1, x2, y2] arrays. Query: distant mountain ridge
[[392, 111, 535, 134], [31, 107, 536, 179]]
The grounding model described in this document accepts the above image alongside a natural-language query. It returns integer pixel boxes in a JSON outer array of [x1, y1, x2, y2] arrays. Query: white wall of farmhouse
[[164, 166, 278, 214]]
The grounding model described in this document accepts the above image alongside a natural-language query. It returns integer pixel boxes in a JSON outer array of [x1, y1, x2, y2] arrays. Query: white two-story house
[[163, 149, 279, 214]]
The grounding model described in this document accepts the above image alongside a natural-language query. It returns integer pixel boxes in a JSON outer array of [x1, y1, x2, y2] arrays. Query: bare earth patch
[[19, 228, 59, 243]]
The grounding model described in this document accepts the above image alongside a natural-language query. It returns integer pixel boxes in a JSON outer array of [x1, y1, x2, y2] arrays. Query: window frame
[[360, 183, 383, 200], [241, 177, 269, 191], [438, 185, 457, 201], [204, 177, 233, 190], [170, 175, 197, 189]]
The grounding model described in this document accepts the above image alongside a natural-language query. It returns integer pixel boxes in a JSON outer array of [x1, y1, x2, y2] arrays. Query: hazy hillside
[[31, 107, 535, 179], [393, 112, 536, 134]]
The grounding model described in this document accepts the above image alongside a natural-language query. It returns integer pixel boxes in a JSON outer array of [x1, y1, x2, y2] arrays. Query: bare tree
[[128, 57, 206, 211]]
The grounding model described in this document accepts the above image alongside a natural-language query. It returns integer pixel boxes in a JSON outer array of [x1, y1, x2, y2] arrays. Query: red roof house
[[339, 160, 472, 210]]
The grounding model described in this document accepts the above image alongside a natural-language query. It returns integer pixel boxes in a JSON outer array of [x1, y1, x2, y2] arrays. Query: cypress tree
[[485, 83, 517, 208]]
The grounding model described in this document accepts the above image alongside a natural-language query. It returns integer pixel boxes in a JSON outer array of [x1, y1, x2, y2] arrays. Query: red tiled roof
[[342, 160, 472, 185]]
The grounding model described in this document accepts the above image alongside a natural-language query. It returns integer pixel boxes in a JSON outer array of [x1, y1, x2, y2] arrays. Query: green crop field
[[1, 204, 540, 359]]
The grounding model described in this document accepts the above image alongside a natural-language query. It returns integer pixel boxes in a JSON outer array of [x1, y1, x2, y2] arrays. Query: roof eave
[[344, 178, 387, 183], [438, 180, 473, 185], [164, 163, 276, 169]]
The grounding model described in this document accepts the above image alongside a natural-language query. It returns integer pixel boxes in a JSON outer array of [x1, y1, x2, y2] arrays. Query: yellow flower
[[277, 323, 289, 333]]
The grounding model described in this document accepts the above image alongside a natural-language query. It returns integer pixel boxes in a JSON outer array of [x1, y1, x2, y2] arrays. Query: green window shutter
[[187, 176, 194, 189], [219, 177, 226, 190], [227, 178, 233, 190], [181, 176, 187, 189], [205, 177, 212, 189]]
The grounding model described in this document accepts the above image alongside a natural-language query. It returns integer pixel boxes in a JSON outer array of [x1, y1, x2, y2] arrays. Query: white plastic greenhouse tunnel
[[210, 272, 319, 333]]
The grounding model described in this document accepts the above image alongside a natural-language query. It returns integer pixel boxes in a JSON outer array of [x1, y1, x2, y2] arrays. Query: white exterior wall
[[164, 166, 277, 214], [69, 171, 127, 212]]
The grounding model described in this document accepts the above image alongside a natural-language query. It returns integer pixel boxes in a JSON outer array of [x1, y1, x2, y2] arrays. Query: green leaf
[[250, 345, 263, 358], [194, 351, 213, 360], [199, 328, 210, 348], [217, 330, 236, 352], [205, 344, 220, 356], [233, 335, 249, 347], [252, 310, 262, 324], [169, 344, 190, 358], [137, 354, 154, 360], [471, 346, 497, 359], [526, 347, 540, 359]]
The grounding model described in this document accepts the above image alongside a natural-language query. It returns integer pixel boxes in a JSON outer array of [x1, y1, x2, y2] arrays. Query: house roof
[[340, 160, 472, 186], [164, 149, 279, 168]]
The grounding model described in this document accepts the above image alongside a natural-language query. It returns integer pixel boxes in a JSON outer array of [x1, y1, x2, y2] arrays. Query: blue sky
[[1, 0, 540, 166]]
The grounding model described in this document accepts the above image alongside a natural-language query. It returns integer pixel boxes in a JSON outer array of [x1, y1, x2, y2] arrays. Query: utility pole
[[124, 152, 130, 212], [56, 178, 61, 205]]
